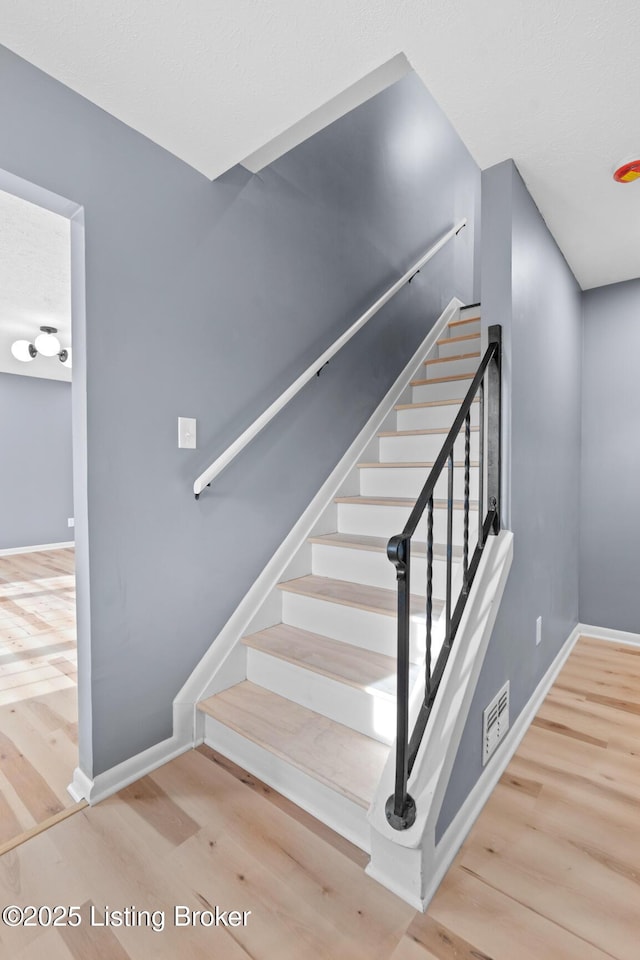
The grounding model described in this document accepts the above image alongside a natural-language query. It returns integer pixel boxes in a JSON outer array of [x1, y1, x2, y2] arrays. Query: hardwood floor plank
[[0, 789, 24, 844], [14, 932, 76, 960], [0, 730, 65, 822], [118, 777, 200, 847], [393, 914, 493, 960], [58, 902, 132, 960], [429, 869, 612, 960], [530, 714, 608, 748], [390, 934, 441, 960]]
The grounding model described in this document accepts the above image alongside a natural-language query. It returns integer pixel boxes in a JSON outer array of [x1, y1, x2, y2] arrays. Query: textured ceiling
[[0, 0, 639, 289], [0, 189, 71, 382]]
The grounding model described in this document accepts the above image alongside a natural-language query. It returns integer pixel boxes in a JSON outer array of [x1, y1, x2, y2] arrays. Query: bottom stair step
[[198, 681, 388, 810]]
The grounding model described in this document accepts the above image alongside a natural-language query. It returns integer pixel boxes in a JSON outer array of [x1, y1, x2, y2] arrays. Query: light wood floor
[[1, 634, 639, 959], [0, 549, 78, 845]]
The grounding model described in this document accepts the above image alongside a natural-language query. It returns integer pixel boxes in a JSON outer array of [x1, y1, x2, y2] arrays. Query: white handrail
[[194, 219, 467, 497]]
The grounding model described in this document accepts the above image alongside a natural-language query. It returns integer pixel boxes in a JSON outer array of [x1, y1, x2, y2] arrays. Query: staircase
[[198, 307, 482, 850]]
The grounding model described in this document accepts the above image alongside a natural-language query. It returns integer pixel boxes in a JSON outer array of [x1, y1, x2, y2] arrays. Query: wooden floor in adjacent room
[[1, 634, 639, 959], [0, 548, 78, 847]]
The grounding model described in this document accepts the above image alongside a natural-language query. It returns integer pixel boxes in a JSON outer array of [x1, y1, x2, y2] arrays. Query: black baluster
[[426, 496, 433, 702], [385, 534, 416, 830], [487, 326, 502, 534], [463, 411, 470, 594], [445, 451, 454, 649], [478, 379, 485, 549]]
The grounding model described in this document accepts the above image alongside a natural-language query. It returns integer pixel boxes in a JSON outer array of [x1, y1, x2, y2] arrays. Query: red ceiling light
[[613, 159, 640, 183]]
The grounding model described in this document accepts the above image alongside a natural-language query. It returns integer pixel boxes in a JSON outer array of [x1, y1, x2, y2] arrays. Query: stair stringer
[[173, 296, 463, 746], [366, 528, 513, 910]]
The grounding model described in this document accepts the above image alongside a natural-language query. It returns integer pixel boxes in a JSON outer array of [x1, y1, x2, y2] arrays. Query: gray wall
[[580, 278, 640, 632], [0, 46, 480, 775], [437, 160, 583, 838], [0, 373, 73, 550]]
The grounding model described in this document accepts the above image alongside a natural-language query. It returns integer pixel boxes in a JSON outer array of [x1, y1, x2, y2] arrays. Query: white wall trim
[[421, 620, 582, 909], [173, 297, 462, 740], [67, 733, 192, 805], [67, 767, 93, 803], [577, 623, 640, 649], [0, 541, 74, 557], [241, 54, 412, 173]]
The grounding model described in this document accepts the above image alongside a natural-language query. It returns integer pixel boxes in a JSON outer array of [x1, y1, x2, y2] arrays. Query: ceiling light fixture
[[10, 326, 72, 368], [613, 159, 640, 183], [34, 325, 61, 356]]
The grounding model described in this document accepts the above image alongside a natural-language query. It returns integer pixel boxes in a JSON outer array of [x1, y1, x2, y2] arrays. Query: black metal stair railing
[[385, 324, 502, 830]]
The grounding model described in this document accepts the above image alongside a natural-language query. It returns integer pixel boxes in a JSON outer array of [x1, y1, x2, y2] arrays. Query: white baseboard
[[173, 297, 463, 735], [577, 622, 640, 649], [0, 541, 74, 557], [67, 767, 93, 803], [365, 858, 424, 912], [422, 621, 582, 908], [67, 732, 192, 805]]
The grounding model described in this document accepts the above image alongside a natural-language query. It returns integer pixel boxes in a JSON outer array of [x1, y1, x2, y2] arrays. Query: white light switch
[[178, 417, 197, 449]]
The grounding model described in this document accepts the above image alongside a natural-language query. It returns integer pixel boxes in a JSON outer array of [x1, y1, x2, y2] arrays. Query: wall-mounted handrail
[[193, 219, 467, 498], [385, 324, 502, 831]]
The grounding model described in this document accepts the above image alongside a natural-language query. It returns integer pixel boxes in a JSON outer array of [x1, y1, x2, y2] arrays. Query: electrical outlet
[[67, 517, 75, 528], [178, 417, 197, 449], [536, 615, 542, 646]]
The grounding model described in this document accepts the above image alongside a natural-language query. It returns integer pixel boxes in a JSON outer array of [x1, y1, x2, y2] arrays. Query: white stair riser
[[412, 378, 475, 403], [246, 647, 396, 744], [281, 592, 426, 660], [311, 542, 455, 597], [437, 335, 480, 359], [337, 501, 470, 542], [447, 319, 480, 337], [424, 355, 479, 378], [360, 466, 479, 501], [379, 432, 479, 463], [397, 402, 479, 432], [201, 714, 370, 850]]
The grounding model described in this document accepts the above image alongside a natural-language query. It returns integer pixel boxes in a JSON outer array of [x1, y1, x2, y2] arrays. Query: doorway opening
[[0, 171, 88, 847]]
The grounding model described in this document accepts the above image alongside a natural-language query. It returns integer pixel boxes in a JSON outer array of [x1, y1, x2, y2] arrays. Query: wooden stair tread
[[277, 574, 440, 618], [242, 624, 402, 697], [424, 351, 481, 366], [395, 397, 479, 410], [378, 426, 479, 437], [198, 681, 387, 807], [358, 460, 479, 469], [436, 331, 481, 346], [335, 495, 478, 511], [448, 315, 480, 328], [307, 532, 462, 559], [410, 372, 475, 386]]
